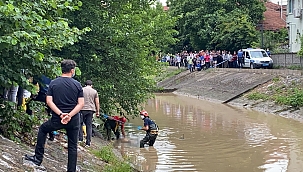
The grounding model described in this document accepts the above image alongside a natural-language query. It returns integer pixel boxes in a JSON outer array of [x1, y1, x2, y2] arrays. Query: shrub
[[0, 99, 47, 143], [287, 65, 302, 70], [287, 89, 303, 107], [274, 95, 289, 105], [92, 146, 133, 172]]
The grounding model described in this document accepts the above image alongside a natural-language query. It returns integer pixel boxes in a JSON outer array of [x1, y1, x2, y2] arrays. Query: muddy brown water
[[114, 94, 303, 172]]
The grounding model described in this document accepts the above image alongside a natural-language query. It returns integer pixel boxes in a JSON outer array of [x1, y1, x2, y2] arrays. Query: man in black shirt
[[25, 59, 84, 172]]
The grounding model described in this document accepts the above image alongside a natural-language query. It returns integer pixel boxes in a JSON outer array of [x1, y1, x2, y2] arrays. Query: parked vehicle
[[242, 48, 273, 69]]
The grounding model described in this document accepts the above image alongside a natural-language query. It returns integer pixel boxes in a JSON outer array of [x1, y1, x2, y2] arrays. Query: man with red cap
[[103, 112, 127, 141]]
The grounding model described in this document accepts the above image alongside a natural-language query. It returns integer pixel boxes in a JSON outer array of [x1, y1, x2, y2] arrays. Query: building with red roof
[[259, 1, 286, 31]]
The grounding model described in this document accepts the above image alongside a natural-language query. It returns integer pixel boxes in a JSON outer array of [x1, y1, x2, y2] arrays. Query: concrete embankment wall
[[157, 68, 302, 103]]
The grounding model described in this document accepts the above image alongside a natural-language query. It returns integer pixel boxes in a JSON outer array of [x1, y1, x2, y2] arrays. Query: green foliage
[[286, 89, 303, 107], [168, 0, 266, 51], [156, 67, 185, 82], [93, 146, 117, 163], [257, 29, 288, 51], [274, 88, 303, 107], [92, 146, 132, 172], [59, 0, 178, 116], [0, 0, 89, 140], [212, 9, 258, 51], [103, 162, 132, 172], [247, 78, 303, 108], [298, 36, 303, 57], [0, 0, 176, 139], [0, 0, 89, 90], [272, 77, 280, 82], [0, 100, 47, 143], [247, 92, 268, 101], [287, 65, 303, 70]]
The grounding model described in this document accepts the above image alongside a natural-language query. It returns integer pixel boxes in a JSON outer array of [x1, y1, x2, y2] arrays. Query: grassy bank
[[156, 66, 186, 82], [91, 145, 134, 172], [246, 75, 303, 108]]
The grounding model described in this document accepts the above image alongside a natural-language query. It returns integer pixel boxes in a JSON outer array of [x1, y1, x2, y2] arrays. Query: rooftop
[[259, 1, 286, 31]]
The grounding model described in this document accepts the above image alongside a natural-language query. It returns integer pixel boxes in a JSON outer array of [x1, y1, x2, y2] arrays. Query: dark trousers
[[232, 60, 238, 68], [78, 110, 94, 145], [228, 61, 233, 68], [35, 114, 80, 172], [17, 86, 23, 107], [26, 92, 53, 139], [238, 58, 244, 68], [104, 120, 120, 140], [205, 62, 210, 69], [140, 132, 158, 148]]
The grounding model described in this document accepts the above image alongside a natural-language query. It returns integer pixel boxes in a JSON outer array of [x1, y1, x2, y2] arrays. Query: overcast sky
[[271, 0, 287, 5], [158, 0, 287, 6]]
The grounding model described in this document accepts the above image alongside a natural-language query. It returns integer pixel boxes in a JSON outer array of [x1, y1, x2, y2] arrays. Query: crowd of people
[[160, 49, 271, 71]]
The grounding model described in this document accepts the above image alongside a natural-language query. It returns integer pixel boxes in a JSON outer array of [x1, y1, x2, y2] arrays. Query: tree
[[59, 0, 178, 116], [0, 0, 89, 140], [0, 0, 89, 91], [211, 9, 258, 51], [167, 0, 266, 51]]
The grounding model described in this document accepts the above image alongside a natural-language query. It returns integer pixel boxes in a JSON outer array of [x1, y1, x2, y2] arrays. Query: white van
[[242, 48, 273, 69]]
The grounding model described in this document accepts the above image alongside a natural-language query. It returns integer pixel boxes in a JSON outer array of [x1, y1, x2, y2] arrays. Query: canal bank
[[158, 67, 303, 122], [0, 132, 138, 172]]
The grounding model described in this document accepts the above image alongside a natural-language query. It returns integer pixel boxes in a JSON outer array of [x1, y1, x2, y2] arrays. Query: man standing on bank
[[24, 59, 84, 172], [79, 80, 99, 147]]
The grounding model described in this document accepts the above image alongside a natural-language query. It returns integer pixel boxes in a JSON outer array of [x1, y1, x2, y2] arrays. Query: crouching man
[[103, 114, 127, 141]]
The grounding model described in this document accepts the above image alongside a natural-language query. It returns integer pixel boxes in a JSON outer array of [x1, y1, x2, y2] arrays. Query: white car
[[242, 48, 273, 69]]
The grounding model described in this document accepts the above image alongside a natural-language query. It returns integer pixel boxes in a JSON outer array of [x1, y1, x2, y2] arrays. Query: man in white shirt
[[79, 80, 99, 147]]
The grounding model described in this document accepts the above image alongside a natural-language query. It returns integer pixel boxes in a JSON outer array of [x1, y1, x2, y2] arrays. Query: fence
[[271, 53, 303, 68]]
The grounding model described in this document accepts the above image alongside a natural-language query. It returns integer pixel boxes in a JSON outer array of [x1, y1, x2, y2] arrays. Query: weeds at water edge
[[246, 77, 303, 108], [91, 146, 132, 172], [247, 92, 268, 101]]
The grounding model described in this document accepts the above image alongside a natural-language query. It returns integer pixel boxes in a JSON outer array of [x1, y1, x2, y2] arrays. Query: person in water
[[138, 110, 159, 148]]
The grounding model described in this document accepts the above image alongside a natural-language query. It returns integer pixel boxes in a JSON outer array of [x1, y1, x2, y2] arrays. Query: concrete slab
[[158, 68, 276, 103]]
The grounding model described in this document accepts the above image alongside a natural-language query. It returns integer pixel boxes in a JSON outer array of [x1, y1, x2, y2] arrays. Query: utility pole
[[261, 23, 264, 49]]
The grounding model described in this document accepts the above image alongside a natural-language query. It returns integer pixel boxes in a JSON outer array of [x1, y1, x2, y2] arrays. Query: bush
[[93, 146, 117, 163], [287, 89, 303, 107], [92, 146, 133, 172], [0, 99, 47, 143], [287, 65, 303, 70], [274, 95, 289, 105], [273, 89, 303, 108]]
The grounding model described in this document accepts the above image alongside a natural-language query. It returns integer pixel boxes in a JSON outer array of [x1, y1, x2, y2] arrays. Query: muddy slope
[[0, 134, 123, 172]]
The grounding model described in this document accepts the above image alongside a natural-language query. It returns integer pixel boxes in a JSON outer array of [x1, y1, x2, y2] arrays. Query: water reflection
[[119, 94, 303, 172]]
